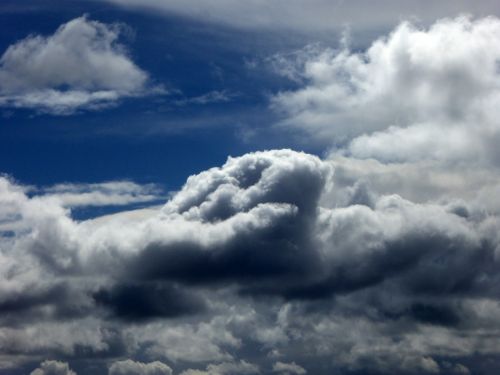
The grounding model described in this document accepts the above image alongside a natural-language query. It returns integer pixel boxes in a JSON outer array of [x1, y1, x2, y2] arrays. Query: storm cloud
[[1, 144, 500, 374]]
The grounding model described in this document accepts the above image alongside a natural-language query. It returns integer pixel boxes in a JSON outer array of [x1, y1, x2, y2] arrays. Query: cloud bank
[[0, 16, 158, 114], [0, 145, 499, 375]]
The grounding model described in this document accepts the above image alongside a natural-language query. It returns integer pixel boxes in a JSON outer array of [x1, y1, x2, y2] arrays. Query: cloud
[[30, 360, 77, 375], [101, 0, 500, 33], [272, 361, 306, 375], [2, 147, 500, 374], [93, 282, 206, 321], [0, 16, 160, 114], [272, 16, 500, 154], [173, 91, 238, 106], [268, 15, 500, 221], [4, 11, 500, 375], [109, 360, 172, 375], [40, 181, 164, 208], [180, 360, 259, 375]]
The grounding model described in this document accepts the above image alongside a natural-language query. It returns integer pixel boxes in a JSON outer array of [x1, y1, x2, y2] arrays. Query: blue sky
[[3, 1, 500, 375], [0, 0, 326, 190]]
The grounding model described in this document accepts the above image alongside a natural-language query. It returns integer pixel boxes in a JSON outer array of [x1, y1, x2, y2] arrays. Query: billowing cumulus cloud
[[30, 360, 77, 375], [109, 360, 172, 375], [179, 360, 259, 375], [0, 16, 160, 114], [272, 361, 306, 375], [272, 17, 500, 152], [1, 146, 500, 374], [270, 16, 500, 210]]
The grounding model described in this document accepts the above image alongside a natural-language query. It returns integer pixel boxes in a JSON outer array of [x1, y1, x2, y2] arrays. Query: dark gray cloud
[[93, 283, 206, 321], [2, 147, 500, 374]]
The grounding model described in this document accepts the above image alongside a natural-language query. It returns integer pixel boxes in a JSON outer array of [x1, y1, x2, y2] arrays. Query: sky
[[2, 1, 500, 374]]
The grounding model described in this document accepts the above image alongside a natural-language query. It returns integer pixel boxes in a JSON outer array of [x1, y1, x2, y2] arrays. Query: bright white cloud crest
[[0, 16, 156, 114], [273, 16, 500, 163]]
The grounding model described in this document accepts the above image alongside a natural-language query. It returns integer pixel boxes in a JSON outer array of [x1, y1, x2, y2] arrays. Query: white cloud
[[30, 360, 77, 375], [272, 361, 306, 375], [272, 16, 500, 157], [267, 15, 500, 215], [0, 16, 159, 114], [129, 318, 240, 363], [180, 360, 259, 375], [173, 90, 238, 106], [41, 181, 163, 208], [109, 360, 172, 375]]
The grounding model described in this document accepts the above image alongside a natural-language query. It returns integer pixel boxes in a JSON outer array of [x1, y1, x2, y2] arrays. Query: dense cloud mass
[[0, 16, 158, 114], [2, 15, 500, 375], [2, 144, 500, 374]]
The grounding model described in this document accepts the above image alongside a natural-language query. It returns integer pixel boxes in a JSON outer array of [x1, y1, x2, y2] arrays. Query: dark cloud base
[[0, 149, 499, 375]]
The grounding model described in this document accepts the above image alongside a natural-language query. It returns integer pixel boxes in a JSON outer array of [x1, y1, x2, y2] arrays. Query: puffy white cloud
[[109, 360, 172, 375], [272, 16, 500, 159], [30, 360, 77, 375], [272, 361, 306, 375], [180, 360, 259, 375], [0, 16, 159, 114], [268, 15, 500, 222]]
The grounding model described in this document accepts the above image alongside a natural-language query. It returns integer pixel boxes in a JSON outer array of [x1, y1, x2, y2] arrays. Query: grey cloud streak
[[101, 0, 500, 34]]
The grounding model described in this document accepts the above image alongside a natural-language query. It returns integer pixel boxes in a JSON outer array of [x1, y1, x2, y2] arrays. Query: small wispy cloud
[[173, 90, 239, 106]]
